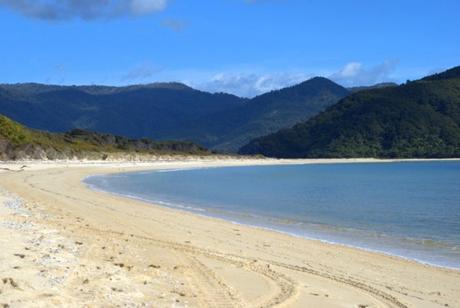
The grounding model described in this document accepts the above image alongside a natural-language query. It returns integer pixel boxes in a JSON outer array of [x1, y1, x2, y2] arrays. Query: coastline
[[1, 158, 460, 307], [85, 167, 460, 271]]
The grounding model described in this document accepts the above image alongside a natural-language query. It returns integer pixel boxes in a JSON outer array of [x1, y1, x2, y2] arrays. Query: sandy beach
[[0, 158, 459, 307]]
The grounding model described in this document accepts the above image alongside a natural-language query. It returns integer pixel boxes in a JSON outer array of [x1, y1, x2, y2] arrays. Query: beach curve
[[0, 158, 459, 307]]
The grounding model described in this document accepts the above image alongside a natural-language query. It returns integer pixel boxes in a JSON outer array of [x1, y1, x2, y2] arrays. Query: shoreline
[[83, 164, 460, 272], [3, 156, 460, 167], [1, 158, 460, 307]]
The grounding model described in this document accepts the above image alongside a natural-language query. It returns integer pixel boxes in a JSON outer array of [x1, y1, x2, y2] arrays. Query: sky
[[0, 0, 459, 97]]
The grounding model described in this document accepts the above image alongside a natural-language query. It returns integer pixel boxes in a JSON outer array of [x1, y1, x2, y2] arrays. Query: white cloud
[[337, 62, 362, 77], [192, 72, 312, 98], [0, 0, 168, 20], [130, 0, 166, 15], [185, 61, 399, 97], [330, 60, 398, 87]]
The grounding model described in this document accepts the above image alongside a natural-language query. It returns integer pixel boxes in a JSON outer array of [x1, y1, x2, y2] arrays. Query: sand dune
[[0, 158, 459, 307]]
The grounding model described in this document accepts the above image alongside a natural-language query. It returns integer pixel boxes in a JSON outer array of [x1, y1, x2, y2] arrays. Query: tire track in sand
[[21, 170, 406, 307], [83, 226, 406, 308]]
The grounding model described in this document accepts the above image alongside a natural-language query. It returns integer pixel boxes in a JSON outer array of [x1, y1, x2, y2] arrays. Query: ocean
[[85, 161, 460, 269]]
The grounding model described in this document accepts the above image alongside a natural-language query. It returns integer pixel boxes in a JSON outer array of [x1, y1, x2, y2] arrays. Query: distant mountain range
[[240, 66, 460, 158], [0, 77, 349, 152], [5, 68, 456, 159], [0, 82, 245, 148], [0, 114, 209, 160], [180, 77, 349, 151]]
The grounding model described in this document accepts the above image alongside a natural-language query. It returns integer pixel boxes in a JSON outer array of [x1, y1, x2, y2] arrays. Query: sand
[[0, 158, 459, 307]]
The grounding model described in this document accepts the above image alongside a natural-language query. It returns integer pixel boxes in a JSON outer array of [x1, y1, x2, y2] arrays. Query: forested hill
[[0, 78, 348, 152], [181, 77, 349, 152], [0, 82, 245, 142], [0, 114, 210, 160], [240, 66, 460, 158]]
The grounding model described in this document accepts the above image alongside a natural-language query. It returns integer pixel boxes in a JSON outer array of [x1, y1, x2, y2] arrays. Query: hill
[[0, 115, 210, 160], [0, 78, 348, 152], [240, 66, 460, 158], [0, 82, 245, 141], [182, 77, 349, 152]]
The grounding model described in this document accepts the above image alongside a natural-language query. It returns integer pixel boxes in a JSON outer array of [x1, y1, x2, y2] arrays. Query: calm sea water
[[85, 161, 460, 269]]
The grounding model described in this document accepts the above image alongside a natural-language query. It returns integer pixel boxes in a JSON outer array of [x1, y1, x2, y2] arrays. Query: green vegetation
[[0, 114, 33, 144], [184, 77, 349, 152], [0, 82, 246, 150], [0, 115, 210, 160], [240, 66, 460, 158], [0, 78, 347, 152]]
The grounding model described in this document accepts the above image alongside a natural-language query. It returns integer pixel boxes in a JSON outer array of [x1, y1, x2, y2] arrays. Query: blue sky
[[1, 0, 459, 97]]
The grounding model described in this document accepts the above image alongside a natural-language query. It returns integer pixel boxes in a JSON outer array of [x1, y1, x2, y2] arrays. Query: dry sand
[[0, 158, 459, 307]]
